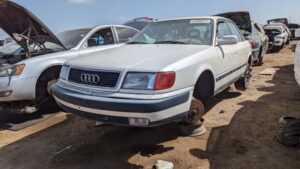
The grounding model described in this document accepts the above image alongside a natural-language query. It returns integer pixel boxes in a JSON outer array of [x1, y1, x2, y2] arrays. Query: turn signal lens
[[15, 64, 25, 75], [154, 72, 175, 90]]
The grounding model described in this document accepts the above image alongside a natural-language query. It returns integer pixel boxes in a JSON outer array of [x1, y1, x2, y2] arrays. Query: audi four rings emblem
[[80, 73, 100, 84]]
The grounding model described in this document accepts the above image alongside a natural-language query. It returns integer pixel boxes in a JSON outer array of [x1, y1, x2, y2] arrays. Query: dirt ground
[[0, 42, 300, 169]]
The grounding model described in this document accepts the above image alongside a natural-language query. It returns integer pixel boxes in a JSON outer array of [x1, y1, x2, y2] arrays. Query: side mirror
[[295, 28, 300, 38], [217, 35, 238, 46]]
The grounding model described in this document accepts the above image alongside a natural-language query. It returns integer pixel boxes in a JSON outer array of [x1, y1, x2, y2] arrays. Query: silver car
[[53, 16, 252, 127], [0, 1, 138, 112]]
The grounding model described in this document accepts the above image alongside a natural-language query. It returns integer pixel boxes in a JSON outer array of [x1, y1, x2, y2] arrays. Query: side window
[[217, 22, 231, 39], [87, 28, 114, 47], [226, 22, 243, 42], [115, 27, 138, 43]]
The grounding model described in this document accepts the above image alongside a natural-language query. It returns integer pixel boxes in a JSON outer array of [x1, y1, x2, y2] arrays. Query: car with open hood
[[264, 23, 290, 52], [0, 1, 139, 113], [52, 16, 252, 127], [216, 11, 269, 66]]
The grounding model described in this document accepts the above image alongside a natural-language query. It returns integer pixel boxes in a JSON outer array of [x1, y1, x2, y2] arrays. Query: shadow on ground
[[0, 100, 61, 130], [0, 88, 243, 168], [190, 64, 300, 169], [0, 65, 299, 168]]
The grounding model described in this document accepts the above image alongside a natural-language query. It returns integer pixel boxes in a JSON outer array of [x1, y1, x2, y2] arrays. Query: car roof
[[156, 16, 224, 22]]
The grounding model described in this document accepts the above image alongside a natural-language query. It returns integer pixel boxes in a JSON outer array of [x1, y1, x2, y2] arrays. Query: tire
[[36, 66, 61, 101], [193, 72, 214, 103], [234, 63, 251, 90], [182, 98, 205, 125], [286, 38, 290, 45], [255, 48, 263, 66]]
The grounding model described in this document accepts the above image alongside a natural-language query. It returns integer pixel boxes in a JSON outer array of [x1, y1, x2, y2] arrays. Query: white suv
[[53, 16, 252, 127]]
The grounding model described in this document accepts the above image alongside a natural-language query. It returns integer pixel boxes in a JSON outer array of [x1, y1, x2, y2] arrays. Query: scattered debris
[[55, 146, 73, 155], [20, 106, 38, 114], [180, 121, 206, 137], [153, 160, 174, 169], [95, 121, 104, 126], [219, 110, 225, 114], [259, 68, 278, 75]]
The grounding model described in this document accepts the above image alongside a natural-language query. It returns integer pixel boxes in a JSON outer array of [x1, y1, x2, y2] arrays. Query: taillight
[[248, 39, 256, 48], [154, 72, 176, 90]]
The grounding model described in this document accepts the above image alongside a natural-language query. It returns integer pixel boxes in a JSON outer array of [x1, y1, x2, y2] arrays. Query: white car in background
[[295, 29, 300, 86], [53, 16, 252, 127], [264, 23, 290, 51], [0, 1, 138, 112]]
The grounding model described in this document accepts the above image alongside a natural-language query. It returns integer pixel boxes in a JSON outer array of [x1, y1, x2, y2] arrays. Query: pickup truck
[[53, 16, 252, 127]]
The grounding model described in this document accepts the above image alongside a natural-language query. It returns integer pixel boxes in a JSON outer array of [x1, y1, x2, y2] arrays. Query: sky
[[1, 0, 300, 39]]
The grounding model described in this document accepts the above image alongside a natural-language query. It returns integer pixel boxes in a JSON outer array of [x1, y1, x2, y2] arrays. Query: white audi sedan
[[53, 16, 252, 127]]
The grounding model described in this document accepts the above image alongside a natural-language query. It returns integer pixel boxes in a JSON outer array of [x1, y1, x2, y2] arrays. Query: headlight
[[60, 65, 69, 80], [0, 64, 25, 77], [122, 72, 176, 90], [122, 73, 156, 90]]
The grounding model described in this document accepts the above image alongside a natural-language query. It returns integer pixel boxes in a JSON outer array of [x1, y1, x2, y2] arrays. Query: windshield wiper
[[154, 40, 188, 44], [127, 41, 150, 44]]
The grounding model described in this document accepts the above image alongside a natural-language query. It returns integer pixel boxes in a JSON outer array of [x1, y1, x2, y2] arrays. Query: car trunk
[[216, 11, 252, 36], [0, 1, 66, 66]]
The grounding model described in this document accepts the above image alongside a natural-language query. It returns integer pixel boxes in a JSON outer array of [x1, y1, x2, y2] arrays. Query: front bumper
[[0, 76, 37, 102], [268, 39, 284, 50], [273, 38, 284, 47], [52, 85, 193, 127]]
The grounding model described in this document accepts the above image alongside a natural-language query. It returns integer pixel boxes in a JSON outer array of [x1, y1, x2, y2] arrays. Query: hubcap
[[186, 99, 205, 124]]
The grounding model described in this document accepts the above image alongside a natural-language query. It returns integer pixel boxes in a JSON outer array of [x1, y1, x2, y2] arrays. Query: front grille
[[68, 68, 120, 88]]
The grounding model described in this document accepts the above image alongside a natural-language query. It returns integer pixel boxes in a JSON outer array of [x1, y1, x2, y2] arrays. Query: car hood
[[267, 18, 288, 26], [0, 1, 66, 53], [66, 44, 211, 71], [216, 11, 252, 35]]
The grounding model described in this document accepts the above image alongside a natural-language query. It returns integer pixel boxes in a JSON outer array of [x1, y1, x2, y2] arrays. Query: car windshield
[[129, 19, 213, 45], [0, 42, 21, 54], [57, 29, 92, 49]]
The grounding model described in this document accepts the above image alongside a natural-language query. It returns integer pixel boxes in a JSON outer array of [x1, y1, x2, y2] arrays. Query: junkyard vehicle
[[0, 1, 138, 113], [216, 11, 268, 66], [288, 23, 300, 39], [295, 29, 300, 86], [123, 17, 154, 31], [267, 18, 293, 39], [52, 16, 252, 127], [264, 23, 290, 52]]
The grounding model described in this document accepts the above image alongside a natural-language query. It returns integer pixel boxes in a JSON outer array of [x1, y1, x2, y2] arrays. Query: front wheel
[[234, 63, 251, 90], [255, 49, 263, 66]]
